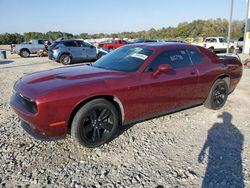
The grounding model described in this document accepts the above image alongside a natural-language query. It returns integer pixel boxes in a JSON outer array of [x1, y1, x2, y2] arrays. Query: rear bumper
[[48, 54, 57, 61], [48, 51, 59, 61], [20, 121, 65, 141]]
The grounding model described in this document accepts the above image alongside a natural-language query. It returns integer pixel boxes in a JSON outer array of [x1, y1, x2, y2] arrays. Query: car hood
[[15, 65, 128, 99]]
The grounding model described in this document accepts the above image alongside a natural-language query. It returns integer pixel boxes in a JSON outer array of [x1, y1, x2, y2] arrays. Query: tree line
[[0, 18, 244, 44]]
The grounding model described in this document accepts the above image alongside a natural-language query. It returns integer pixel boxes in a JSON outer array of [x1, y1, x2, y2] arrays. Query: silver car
[[48, 40, 100, 65]]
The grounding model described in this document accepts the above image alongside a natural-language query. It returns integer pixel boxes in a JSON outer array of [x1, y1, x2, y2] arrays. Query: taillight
[[11, 44, 16, 48]]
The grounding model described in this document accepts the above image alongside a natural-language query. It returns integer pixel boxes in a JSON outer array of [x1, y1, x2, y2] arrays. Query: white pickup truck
[[192, 37, 236, 53]]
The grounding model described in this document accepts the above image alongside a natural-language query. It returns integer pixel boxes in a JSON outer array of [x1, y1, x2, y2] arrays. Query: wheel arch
[[206, 74, 230, 99], [216, 74, 230, 87], [68, 95, 124, 131], [59, 52, 72, 59], [20, 48, 30, 53]]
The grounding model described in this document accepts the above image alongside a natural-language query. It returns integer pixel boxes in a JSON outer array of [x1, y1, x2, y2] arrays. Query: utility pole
[[243, 0, 250, 54], [226, 0, 234, 54]]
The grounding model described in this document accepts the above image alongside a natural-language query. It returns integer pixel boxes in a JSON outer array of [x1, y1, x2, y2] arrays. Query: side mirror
[[152, 64, 172, 78]]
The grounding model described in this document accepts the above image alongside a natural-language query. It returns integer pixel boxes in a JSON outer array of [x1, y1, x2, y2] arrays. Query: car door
[[77, 41, 97, 60], [137, 48, 199, 118], [83, 42, 97, 59], [63, 41, 82, 61], [218, 38, 227, 51], [31, 40, 45, 53]]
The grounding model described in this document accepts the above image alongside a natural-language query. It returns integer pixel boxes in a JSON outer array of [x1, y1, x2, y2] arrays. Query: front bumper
[[21, 121, 65, 141], [10, 86, 68, 140]]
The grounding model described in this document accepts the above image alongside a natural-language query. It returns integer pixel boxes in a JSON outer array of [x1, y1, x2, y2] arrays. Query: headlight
[[13, 92, 38, 114]]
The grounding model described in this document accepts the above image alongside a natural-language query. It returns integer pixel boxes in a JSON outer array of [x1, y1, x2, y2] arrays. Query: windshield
[[93, 46, 153, 72]]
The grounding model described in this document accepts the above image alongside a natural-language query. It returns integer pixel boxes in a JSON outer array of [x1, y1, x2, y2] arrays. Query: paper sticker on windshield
[[131, 53, 148, 60]]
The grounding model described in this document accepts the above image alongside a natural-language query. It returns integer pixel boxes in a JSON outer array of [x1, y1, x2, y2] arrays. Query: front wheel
[[204, 79, 229, 110], [60, 54, 72, 65], [71, 99, 119, 148]]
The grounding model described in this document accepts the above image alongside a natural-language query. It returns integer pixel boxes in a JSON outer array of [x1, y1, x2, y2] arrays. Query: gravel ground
[[0, 51, 250, 188]]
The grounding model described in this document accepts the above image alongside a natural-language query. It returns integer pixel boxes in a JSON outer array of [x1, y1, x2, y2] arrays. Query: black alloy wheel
[[212, 84, 227, 107], [204, 79, 229, 110], [71, 99, 119, 147], [80, 108, 114, 143]]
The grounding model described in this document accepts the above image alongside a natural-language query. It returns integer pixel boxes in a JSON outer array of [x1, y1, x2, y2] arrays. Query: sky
[[0, 0, 247, 34]]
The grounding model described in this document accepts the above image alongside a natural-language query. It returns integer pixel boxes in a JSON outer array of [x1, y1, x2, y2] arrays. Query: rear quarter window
[[188, 48, 205, 65], [197, 47, 219, 63]]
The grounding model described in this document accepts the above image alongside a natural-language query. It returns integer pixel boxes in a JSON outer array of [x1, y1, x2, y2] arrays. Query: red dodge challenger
[[10, 43, 242, 147]]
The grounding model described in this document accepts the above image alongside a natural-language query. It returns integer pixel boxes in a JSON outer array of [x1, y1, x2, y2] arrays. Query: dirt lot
[[0, 50, 250, 188]]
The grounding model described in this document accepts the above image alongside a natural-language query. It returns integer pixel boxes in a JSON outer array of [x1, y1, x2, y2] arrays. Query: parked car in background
[[12, 39, 50, 58], [84, 41, 109, 58], [96, 46, 110, 58], [10, 43, 242, 148], [237, 37, 244, 52], [48, 39, 107, 65], [99, 39, 127, 50], [192, 37, 236, 53]]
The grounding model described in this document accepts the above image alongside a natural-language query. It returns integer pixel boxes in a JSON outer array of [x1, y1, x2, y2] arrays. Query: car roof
[[57, 39, 83, 43], [129, 42, 193, 49]]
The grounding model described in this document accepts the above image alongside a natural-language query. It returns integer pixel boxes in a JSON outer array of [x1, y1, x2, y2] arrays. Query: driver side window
[[146, 49, 192, 72]]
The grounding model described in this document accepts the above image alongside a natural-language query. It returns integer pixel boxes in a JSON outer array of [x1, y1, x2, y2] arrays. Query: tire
[[20, 49, 30, 58], [71, 99, 119, 148], [204, 79, 229, 110], [59, 54, 72, 65], [208, 47, 215, 53], [229, 46, 235, 53]]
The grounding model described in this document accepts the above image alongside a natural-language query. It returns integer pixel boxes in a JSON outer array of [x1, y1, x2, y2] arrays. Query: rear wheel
[[208, 47, 215, 53], [20, 49, 30, 58], [71, 99, 119, 148], [60, 54, 72, 65], [204, 79, 229, 110], [229, 46, 235, 53]]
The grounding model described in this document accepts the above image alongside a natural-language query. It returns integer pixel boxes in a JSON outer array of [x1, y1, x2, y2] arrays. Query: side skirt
[[123, 101, 203, 126]]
